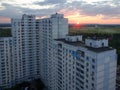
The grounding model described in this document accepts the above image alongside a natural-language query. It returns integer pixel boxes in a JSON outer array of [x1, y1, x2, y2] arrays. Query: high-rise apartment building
[[0, 37, 14, 88], [38, 13, 68, 89], [0, 13, 117, 90], [11, 14, 40, 82]]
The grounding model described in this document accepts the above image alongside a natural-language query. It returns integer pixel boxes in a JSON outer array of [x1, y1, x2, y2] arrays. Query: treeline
[[0, 28, 11, 37], [109, 34, 120, 65], [0, 23, 11, 27]]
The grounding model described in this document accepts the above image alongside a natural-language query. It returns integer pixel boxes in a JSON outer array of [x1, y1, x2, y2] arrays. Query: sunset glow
[[65, 14, 120, 24], [0, 16, 10, 23], [0, 0, 120, 24], [1, 14, 120, 24]]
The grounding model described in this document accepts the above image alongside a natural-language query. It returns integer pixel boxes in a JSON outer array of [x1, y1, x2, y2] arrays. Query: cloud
[[0, 3, 23, 18], [79, 1, 120, 17], [0, 0, 120, 22], [0, 1, 59, 18], [62, 0, 120, 19], [35, 0, 66, 5]]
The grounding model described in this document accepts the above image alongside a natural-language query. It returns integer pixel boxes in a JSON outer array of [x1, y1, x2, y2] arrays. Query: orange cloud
[[65, 14, 120, 24], [59, 9, 120, 24], [0, 13, 120, 24]]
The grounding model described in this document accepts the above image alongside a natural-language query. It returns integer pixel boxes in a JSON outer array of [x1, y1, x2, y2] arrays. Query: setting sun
[[76, 22, 80, 24]]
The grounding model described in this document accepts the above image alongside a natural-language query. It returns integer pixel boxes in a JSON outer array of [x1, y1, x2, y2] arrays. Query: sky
[[0, 0, 120, 24]]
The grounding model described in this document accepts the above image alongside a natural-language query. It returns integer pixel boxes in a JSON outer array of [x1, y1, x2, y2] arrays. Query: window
[[86, 85, 88, 88], [90, 42, 92, 46], [86, 79, 88, 83], [92, 83, 94, 87], [86, 63, 89, 66], [86, 68, 89, 72], [92, 59, 95, 63], [76, 38, 79, 41], [86, 56, 89, 60], [92, 65, 95, 69], [102, 43, 104, 47], [92, 77, 94, 81], [77, 50, 85, 57]]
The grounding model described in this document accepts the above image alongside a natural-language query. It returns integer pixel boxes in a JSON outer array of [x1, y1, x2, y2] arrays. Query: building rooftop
[[55, 39, 114, 53], [66, 34, 82, 36], [87, 37, 108, 40]]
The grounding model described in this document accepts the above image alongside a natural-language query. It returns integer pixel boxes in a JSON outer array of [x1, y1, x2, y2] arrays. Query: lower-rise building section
[[53, 35, 117, 90]]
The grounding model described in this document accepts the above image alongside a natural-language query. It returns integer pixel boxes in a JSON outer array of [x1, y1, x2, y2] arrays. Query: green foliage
[[0, 28, 11, 37], [70, 26, 120, 34], [109, 34, 120, 65]]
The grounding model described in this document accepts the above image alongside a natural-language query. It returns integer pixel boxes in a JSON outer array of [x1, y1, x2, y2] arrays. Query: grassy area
[[69, 26, 120, 34]]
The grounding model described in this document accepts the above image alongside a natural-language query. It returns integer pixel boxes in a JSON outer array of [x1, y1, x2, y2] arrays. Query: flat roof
[[87, 37, 108, 40], [55, 39, 114, 53]]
